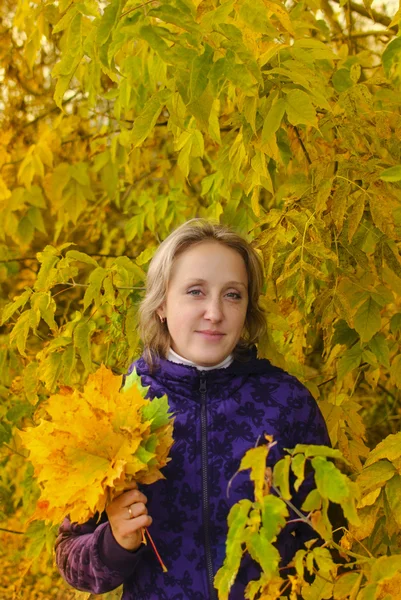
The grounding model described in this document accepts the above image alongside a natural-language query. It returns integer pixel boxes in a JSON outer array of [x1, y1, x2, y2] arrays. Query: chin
[[193, 351, 228, 366]]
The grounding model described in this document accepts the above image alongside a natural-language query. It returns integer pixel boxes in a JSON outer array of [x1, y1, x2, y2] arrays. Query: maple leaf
[[20, 365, 174, 525]]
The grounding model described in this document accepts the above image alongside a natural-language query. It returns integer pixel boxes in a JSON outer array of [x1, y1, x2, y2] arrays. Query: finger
[[112, 481, 138, 502], [112, 488, 145, 510], [125, 502, 148, 520], [122, 489, 148, 507], [126, 514, 152, 530]]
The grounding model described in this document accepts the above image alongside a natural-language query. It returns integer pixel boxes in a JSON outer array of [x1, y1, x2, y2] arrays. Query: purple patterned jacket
[[55, 347, 330, 599]]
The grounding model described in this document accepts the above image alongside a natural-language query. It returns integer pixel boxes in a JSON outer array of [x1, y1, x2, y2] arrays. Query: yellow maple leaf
[[20, 364, 174, 524]]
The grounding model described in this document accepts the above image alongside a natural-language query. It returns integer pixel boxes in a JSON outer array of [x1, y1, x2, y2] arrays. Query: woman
[[55, 218, 330, 599]]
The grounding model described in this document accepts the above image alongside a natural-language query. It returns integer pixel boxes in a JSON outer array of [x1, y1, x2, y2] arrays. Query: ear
[[156, 303, 166, 319]]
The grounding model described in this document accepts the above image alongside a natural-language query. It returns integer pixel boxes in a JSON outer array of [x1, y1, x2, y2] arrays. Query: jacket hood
[[132, 345, 279, 404]]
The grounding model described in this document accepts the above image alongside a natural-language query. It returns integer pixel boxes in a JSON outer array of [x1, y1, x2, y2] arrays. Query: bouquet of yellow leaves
[[20, 364, 174, 526]]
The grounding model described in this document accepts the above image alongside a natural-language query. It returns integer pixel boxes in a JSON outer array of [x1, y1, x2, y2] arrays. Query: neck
[[167, 347, 234, 370]]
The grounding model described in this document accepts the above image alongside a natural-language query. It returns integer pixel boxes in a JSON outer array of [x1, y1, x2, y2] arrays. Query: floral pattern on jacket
[[55, 346, 330, 599]]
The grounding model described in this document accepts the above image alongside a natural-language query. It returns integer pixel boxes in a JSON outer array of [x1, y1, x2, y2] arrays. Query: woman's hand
[[106, 482, 152, 551]]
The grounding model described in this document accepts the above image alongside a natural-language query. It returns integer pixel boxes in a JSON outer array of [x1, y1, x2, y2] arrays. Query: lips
[[197, 331, 225, 335]]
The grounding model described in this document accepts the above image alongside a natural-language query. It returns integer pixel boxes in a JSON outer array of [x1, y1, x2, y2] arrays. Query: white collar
[[167, 347, 233, 370]]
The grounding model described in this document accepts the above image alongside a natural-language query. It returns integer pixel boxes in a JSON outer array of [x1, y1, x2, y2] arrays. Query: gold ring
[[127, 505, 133, 518]]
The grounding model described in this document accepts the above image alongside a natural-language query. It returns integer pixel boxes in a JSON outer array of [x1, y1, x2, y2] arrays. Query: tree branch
[[332, 29, 394, 40], [331, 0, 396, 31], [321, 0, 343, 36], [120, 0, 158, 19], [0, 527, 25, 535], [23, 90, 82, 129], [294, 126, 312, 165]]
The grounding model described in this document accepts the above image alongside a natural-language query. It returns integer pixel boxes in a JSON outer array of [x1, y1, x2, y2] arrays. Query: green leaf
[[23, 361, 39, 404], [383, 242, 401, 280], [131, 89, 171, 147], [25, 185, 47, 208], [54, 69, 78, 110], [246, 530, 280, 579], [261, 495, 288, 541], [17, 216, 34, 246], [73, 320, 95, 371], [332, 68, 353, 93], [356, 460, 396, 494], [302, 489, 322, 512], [371, 554, 401, 583], [141, 395, 172, 432], [53, 7, 78, 34], [27, 206, 46, 234], [336, 345, 363, 380], [285, 90, 317, 128], [311, 456, 350, 503], [34, 246, 60, 292], [390, 313, 401, 334], [62, 345, 76, 385], [214, 499, 252, 600], [332, 320, 358, 347], [311, 546, 335, 573], [68, 12, 82, 55], [65, 250, 99, 266], [365, 432, 401, 467], [333, 573, 362, 600], [291, 453, 306, 491], [261, 97, 286, 156], [139, 25, 170, 61], [96, 0, 121, 46], [239, 0, 275, 34], [189, 44, 213, 102], [379, 165, 401, 182], [302, 576, 334, 600], [0, 421, 12, 444], [31, 292, 57, 331], [83, 267, 107, 310], [25, 520, 57, 560], [382, 37, 401, 78], [6, 400, 33, 424], [273, 455, 291, 500], [149, 4, 198, 34], [136, 444, 156, 466], [123, 367, 154, 403], [39, 352, 63, 392], [353, 297, 381, 343], [291, 444, 346, 461], [1, 289, 32, 325], [10, 311, 32, 356], [385, 473, 401, 527], [368, 333, 390, 369]]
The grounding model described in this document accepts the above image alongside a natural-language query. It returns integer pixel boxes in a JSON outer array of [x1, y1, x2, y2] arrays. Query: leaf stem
[[143, 527, 168, 572], [120, 0, 157, 19], [2, 443, 27, 458]]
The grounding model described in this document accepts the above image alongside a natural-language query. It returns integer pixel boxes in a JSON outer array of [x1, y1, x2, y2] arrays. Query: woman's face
[[158, 241, 249, 367]]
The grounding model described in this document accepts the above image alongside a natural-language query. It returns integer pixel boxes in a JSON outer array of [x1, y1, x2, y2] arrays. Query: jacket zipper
[[200, 373, 217, 600]]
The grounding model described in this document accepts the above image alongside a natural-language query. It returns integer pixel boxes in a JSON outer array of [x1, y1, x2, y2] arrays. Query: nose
[[204, 296, 223, 322]]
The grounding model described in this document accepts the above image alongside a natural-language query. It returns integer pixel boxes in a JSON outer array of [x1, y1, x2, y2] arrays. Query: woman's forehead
[[169, 241, 248, 284]]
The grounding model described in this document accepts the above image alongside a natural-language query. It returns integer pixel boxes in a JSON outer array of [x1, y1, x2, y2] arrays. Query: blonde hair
[[137, 218, 267, 370]]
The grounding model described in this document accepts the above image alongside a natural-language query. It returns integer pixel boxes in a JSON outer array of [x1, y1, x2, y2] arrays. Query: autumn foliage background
[[1, 0, 401, 598]]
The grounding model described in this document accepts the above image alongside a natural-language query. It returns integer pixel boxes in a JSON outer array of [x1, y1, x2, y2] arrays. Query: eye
[[188, 289, 202, 296], [226, 292, 242, 299]]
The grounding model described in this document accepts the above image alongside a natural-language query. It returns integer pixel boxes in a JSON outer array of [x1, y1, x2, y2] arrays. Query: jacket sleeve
[[277, 379, 332, 565], [55, 514, 147, 594]]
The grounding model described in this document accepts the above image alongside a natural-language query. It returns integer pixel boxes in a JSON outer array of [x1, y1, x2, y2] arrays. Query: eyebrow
[[185, 278, 248, 289]]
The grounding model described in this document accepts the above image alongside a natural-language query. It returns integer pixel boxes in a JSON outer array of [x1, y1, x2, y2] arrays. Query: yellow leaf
[[0, 175, 11, 201], [20, 365, 174, 524], [239, 445, 269, 504]]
